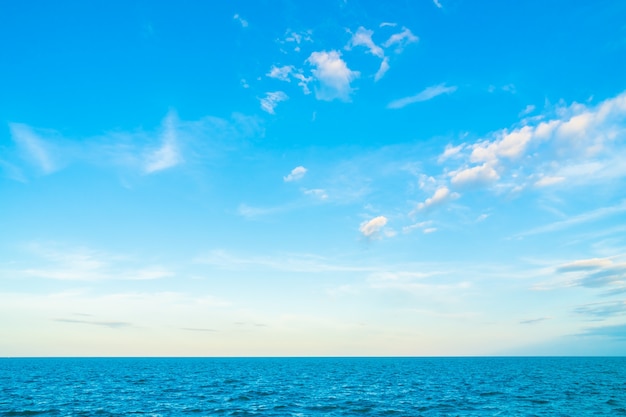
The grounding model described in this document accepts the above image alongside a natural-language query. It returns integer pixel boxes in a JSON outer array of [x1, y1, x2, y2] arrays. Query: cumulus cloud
[[267, 65, 294, 82], [383, 27, 419, 51], [283, 165, 307, 182], [415, 186, 459, 211], [307, 50, 359, 101], [388, 83, 457, 109], [359, 216, 388, 238], [260, 91, 289, 114], [346, 26, 384, 58], [144, 112, 182, 174]]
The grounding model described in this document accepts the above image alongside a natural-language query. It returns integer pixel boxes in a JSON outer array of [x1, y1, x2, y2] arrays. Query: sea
[[1, 357, 625, 416]]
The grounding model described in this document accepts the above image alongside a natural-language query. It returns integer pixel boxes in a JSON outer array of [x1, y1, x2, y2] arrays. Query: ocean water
[[1, 357, 625, 416]]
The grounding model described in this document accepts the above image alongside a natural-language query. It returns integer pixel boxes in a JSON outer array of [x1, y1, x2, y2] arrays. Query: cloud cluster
[[443, 91, 626, 192], [263, 24, 419, 109]]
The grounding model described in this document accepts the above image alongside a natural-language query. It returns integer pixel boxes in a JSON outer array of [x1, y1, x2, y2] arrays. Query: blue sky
[[2, 0, 626, 356]]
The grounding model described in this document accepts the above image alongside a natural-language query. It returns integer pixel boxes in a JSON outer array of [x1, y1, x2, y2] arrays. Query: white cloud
[[450, 163, 500, 187], [470, 126, 534, 163], [416, 186, 459, 211], [433, 0, 443, 8], [233, 14, 248, 28], [284, 165, 307, 182], [346, 27, 384, 58], [438, 143, 465, 162], [359, 216, 388, 238], [144, 112, 182, 174], [267, 65, 294, 82], [383, 27, 419, 51], [307, 50, 359, 101], [9, 123, 56, 174], [260, 91, 289, 114], [388, 83, 457, 109], [374, 57, 390, 82]]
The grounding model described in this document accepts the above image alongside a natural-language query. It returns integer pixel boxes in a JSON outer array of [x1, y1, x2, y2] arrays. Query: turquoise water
[[1, 357, 625, 416]]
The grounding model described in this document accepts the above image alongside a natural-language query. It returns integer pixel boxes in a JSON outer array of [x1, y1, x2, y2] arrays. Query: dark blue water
[[1, 357, 625, 416]]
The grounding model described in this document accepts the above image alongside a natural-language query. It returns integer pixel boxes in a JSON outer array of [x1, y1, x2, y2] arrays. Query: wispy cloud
[[555, 254, 626, 291], [267, 65, 294, 82], [260, 91, 289, 114], [518, 201, 626, 237], [55, 318, 133, 328], [9, 123, 57, 174], [197, 250, 371, 273], [17, 242, 173, 282], [233, 14, 248, 28], [519, 317, 552, 325], [388, 83, 457, 109], [574, 301, 626, 319], [346, 27, 384, 58], [144, 112, 182, 174], [382, 27, 419, 52], [283, 165, 307, 182], [433, 0, 443, 9], [307, 50, 359, 101], [374, 57, 390, 82]]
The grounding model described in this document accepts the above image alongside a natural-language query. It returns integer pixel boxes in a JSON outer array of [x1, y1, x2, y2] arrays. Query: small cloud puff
[[284, 166, 307, 182], [307, 50, 359, 101], [260, 91, 288, 114], [359, 216, 388, 238]]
